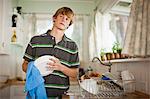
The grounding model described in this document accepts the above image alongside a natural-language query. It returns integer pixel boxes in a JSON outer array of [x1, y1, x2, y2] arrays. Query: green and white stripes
[[32, 44, 53, 48], [55, 45, 78, 54], [45, 84, 69, 89], [24, 53, 34, 60], [30, 43, 78, 55], [60, 60, 80, 67], [51, 72, 67, 78]]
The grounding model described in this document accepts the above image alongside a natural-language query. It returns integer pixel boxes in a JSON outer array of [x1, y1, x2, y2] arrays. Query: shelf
[[104, 57, 150, 63], [10, 42, 23, 47], [0, 50, 9, 55]]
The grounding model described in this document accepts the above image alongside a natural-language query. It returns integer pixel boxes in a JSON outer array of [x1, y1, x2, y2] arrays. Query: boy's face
[[53, 13, 73, 30]]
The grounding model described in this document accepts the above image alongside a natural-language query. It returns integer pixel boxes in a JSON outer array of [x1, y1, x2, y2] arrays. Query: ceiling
[[17, 0, 132, 15], [17, 0, 98, 3]]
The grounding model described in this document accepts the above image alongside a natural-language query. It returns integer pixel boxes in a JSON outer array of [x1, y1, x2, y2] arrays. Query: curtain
[[72, 15, 90, 62], [89, 11, 117, 60], [89, 13, 98, 60], [89, 11, 101, 60], [23, 13, 37, 44], [122, 0, 150, 57]]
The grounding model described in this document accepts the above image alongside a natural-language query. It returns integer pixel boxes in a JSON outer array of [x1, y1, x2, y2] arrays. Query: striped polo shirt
[[23, 30, 80, 96]]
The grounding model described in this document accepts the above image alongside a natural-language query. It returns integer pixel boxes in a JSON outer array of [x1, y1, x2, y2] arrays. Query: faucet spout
[[92, 57, 100, 62], [91, 57, 112, 72]]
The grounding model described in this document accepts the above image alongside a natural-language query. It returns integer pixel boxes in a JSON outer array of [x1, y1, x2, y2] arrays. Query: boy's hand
[[48, 56, 63, 71]]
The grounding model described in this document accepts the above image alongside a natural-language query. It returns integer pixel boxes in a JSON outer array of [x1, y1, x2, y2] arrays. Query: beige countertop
[[63, 91, 150, 99], [0, 79, 25, 89], [0, 79, 149, 99]]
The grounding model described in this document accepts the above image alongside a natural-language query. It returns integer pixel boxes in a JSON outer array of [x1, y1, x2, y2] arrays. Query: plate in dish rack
[[34, 55, 55, 76], [80, 78, 99, 95]]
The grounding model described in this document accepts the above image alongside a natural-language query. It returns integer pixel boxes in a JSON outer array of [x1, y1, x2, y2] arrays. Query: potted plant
[[100, 48, 107, 61], [112, 41, 122, 59], [106, 52, 112, 60]]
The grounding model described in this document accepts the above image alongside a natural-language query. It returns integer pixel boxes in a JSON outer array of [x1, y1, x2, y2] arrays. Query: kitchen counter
[[0, 79, 25, 89], [0, 79, 26, 99], [0, 79, 149, 99], [67, 80, 150, 99], [63, 91, 150, 99], [63, 91, 149, 99]]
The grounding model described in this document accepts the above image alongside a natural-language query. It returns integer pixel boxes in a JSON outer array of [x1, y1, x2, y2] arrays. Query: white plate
[[34, 55, 55, 76], [80, 79, 98, 95]]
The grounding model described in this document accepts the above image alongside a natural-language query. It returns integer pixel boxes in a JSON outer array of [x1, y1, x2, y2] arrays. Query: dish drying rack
[[77, 57, 134, 98], [78, 79, 125, 99]]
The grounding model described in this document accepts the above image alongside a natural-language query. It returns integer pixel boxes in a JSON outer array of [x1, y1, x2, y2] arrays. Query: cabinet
[[0, 84, 26, 99], [0, 85, 10, 99], [10, 85, 26, 99]]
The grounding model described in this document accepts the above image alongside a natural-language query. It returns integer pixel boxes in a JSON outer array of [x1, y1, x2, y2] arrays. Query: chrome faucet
[[91, 57, 112, 72]]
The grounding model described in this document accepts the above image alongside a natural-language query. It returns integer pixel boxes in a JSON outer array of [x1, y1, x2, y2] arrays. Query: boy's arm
[[22, 60, 28, 73]]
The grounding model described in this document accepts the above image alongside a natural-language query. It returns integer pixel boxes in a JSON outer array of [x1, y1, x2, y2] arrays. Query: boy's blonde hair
[[53, 7, 74, 26]]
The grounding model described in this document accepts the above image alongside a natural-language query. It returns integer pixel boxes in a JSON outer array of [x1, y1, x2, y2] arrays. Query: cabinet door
[[0, 85, 10, 99], [10, 85, 26, 99]]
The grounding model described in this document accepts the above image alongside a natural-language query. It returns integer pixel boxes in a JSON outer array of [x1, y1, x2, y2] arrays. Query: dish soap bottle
[[11, 29, 17, 42]]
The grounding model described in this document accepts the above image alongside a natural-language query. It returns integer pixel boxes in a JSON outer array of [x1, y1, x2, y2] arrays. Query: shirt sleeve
[[23, 37, 36, 62], [69, 42, 80, 68]]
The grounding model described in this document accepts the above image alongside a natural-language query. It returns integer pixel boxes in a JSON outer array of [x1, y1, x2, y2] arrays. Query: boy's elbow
[[22, 64, 26, 73], [22, 60, 28, 73]]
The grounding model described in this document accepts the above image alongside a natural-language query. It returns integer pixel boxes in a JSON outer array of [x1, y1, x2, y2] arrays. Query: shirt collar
[[46, 30, 68, 42]]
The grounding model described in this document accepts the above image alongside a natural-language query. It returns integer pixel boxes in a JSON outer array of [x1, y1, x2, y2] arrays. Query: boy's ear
[[53, 16, 56, 22]]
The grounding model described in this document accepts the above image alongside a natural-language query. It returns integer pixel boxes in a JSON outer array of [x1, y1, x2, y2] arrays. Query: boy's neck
[[50, 27, 65, 43]]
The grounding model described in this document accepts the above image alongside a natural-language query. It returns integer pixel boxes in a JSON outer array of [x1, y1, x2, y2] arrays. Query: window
[[109, 13, 128, 47], [89, 11, 129, 59]]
